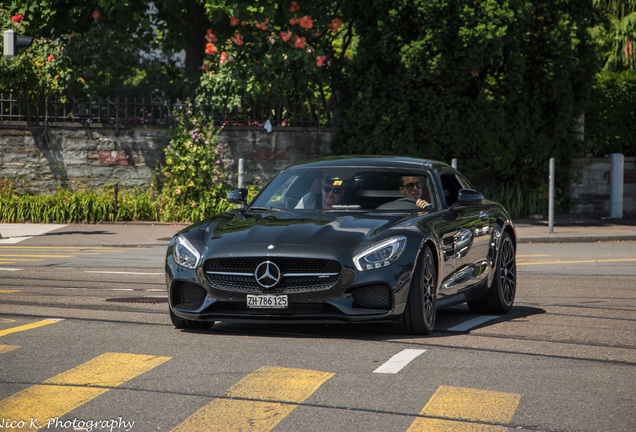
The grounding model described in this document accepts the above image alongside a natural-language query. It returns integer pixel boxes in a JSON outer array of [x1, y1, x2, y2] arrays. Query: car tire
[[169, 307, 214, 330], [468, 231, 516, 314], [398, 246, 436, 335]]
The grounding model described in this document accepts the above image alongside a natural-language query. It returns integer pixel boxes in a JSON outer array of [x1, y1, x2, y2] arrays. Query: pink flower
[[205, 29, 218, 43], [93, 11, 100, 19], [47, 54, 55, 62], [231, 34, 244, 45], [280, 31, 292, 42], [299, 15, 313, 29], [205, 43, 217, 55], [255, 18, 269, 30], [220, 52, 228, 65], [290, 1, 300, 13], [11, 14, 24, 22], [327, 18, 342, 34], [316, 55, 326, 67], [230, 16, 239, 27], [294, 36, 306, 49]]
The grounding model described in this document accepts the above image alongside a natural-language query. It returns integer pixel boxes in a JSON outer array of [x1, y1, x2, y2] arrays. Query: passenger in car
[[296, 176, 346, 209]]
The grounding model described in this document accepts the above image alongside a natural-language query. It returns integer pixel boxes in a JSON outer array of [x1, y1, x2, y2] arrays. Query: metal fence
[[0, 93, 338, 128]]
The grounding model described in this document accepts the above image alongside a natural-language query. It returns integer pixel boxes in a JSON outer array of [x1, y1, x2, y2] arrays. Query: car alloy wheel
[[399, 246, 436, 335]]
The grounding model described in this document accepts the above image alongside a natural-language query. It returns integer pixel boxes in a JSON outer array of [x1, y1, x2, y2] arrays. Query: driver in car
[[377, 175, 430, 210], [399, 176, 430, 209]]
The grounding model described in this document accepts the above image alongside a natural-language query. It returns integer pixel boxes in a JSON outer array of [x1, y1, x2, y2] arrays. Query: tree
[[0, 0, 212, 98], [592, 0, 636, 72], [193, 0, 352, 121], [333, 0, 598, 215]]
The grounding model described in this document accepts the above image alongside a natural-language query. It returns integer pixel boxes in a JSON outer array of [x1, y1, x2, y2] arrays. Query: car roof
[[287, 156, 451, 172]]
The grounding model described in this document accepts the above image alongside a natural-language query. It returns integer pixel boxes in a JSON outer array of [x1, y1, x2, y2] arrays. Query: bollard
[[549, 159, 555, 233], [114, 183, 119, 217], [238, 158, 244, 189], [610, 153, 624, 219]]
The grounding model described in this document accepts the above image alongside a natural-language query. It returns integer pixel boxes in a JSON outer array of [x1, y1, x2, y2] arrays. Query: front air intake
[[172, 282, 206, 311]]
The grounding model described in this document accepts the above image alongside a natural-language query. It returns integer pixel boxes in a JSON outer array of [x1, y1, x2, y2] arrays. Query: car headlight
[[353, 236, 407, 271], [173, 235, 201, 269]]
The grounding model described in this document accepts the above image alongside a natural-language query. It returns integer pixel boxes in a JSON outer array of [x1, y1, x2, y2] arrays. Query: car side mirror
[[227, 188, 249, 207], [457, 188, 484, 205]]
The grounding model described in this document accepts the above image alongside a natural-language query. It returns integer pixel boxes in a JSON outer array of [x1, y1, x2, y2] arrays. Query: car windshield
[[250, 167, 437, 212]]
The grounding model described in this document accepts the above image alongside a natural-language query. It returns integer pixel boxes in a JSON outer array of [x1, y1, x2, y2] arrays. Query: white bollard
[[610, 153, 624, 219], [549, 158, 555, 233], [238, 158, 244, 189]]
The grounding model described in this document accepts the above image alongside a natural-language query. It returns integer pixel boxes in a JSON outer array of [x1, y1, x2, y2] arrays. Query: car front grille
[[204, 257, 341, 294]]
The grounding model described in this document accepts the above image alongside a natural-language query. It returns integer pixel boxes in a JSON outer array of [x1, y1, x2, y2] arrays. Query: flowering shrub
[[0, 8, 145, 98], [195, 2, 350, 121], [157, 103, 231, 222]]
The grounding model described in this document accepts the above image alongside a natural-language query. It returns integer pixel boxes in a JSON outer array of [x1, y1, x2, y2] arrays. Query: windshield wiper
[[248, 206, 282, 211]]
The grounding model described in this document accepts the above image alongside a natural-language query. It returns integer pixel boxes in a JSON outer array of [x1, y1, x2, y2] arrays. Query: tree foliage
[[585, 71, 636, 157], [592, 0, 636, 72], [333, 0, 598, 213], [195, 0, 352, 118]]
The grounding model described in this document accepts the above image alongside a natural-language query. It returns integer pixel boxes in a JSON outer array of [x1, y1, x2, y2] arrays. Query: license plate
[[247, 294, 288, 309]]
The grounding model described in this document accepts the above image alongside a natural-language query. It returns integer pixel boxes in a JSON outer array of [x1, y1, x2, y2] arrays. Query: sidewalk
[[1, 218, 636, 246], [513, 218, 636, 243]]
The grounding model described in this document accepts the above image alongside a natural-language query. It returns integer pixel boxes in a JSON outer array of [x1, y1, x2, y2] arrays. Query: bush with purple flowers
[[157, 103, 231, 222]]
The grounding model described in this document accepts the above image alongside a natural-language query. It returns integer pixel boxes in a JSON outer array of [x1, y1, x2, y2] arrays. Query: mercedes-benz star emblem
[[255, 261, 281, 288]]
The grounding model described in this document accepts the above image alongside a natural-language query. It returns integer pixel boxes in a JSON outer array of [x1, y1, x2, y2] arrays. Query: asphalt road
[[0, 225, 634, 432]]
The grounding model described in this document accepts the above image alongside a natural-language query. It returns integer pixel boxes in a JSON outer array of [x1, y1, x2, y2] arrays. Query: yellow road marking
[[0, 259, 44, 262], [0, 319, 62, 338], [45, 352, 170, 387], [0, 290, 21, 293], [0, 254, 74, 258], [0, 344, 20, 354], [408, 386, 521, 432], [0, 247, 122, 253], [0, 352, 170, 431], [518, 258, 636, 266], [172, 366, 334, 432]]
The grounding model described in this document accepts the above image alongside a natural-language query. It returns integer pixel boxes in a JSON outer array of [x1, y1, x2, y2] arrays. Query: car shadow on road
[[179, 305, 546, 340]]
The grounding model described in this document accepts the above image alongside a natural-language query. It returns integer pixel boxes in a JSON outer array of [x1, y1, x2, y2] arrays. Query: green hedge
[[333, 0, 597, 216], [585, 72, 636, 157]]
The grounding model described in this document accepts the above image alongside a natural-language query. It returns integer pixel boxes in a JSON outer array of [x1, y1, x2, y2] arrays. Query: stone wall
[[1, 123, 634, 218], [570, 156, 636, 218], [0, 123, 334, 193]]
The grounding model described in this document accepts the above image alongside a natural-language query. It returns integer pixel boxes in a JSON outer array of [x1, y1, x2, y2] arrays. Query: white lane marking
[[0, 268, 22, 271], [373, 349, 426, 374], [85, 271, 163, 275], [448, 315, 500, 332]]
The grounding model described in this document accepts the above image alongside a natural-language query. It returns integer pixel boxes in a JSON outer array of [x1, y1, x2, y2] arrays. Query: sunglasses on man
[[402, 181, 423, 191], [323, 186, 343, 194]]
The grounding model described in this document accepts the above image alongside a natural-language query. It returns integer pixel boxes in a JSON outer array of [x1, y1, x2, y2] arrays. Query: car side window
[[440, 172, 465, 207]]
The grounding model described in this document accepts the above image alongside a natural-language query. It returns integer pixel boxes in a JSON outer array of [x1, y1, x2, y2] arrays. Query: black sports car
[[166, 156, 517, 335]]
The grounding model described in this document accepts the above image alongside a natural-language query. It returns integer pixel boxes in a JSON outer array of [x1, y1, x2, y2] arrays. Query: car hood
[[194, 210, 418, 258]]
